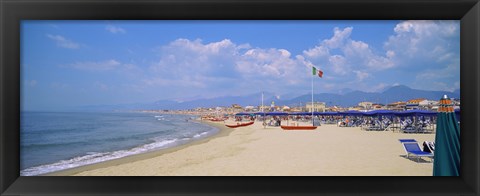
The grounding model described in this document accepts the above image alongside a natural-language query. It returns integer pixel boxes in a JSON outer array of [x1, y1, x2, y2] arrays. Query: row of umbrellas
[[236, 109, 459, 117]]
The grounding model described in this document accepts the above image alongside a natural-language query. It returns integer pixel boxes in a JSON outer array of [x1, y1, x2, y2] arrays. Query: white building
[[305, 102, 326, 112], [419, 100, 438, 110], [245, 106, 255, 111], [358, 102, 373, 110]]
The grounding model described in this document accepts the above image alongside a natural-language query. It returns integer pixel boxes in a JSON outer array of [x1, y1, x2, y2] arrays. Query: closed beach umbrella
[[433, 95, 460, 176]]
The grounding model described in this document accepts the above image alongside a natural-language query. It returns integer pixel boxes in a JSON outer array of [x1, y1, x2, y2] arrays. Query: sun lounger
[[399, 139, 417, 143], [402, 126, 417, 133], [402, 142, 434, 162]]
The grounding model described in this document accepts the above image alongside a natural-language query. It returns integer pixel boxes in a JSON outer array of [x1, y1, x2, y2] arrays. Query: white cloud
[[302, 26, 395, 85], [236, 48, 299, 78], [324, 27, 353, 49], [68, 60, 121, 71], [300, 21, 459, 93], [353, 70, 370, 81], [145, 38, 313, 96], [105, 25, 126, 34], [303, 45, 329, 59], [150, 39, 240, 75], [386, 50, 395, 58], [328, 55, 348, 75], [385, 20, 459, 64], [113, 22, 459, 98], [46, 34, 80, 49]]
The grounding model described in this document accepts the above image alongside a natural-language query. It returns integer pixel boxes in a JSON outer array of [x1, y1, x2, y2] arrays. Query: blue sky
[[21, 20, 460, 111]]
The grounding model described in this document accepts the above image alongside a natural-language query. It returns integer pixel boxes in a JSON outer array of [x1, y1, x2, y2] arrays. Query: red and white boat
[[225, 121, 254, 128]]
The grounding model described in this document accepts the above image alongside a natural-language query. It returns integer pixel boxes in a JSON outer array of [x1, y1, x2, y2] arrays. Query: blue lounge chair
[[399, 139, 417, 143], [402, 142, 434, 162]]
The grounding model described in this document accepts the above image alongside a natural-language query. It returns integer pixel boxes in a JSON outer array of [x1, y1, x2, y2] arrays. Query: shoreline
[[44, 120, 232, 176]]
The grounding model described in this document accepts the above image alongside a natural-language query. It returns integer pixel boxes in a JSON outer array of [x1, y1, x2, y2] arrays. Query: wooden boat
[[280, 125, 317, 130], [225, 121, 254, 128]]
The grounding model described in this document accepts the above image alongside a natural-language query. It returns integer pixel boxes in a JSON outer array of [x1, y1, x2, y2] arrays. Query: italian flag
[[312, 66, 323, 78]]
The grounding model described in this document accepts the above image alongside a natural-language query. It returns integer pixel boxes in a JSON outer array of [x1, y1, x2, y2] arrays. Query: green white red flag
[[312, 66, 323, 78]]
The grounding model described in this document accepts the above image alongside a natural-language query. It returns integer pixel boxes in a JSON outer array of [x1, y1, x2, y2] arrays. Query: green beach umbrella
[[433, 95, 460, 176]]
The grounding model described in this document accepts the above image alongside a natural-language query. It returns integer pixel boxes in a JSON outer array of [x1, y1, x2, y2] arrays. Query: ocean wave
[[193, 131, 209, 138], [20, 138, 181, 176], [20, 115, 219, 176], [20, 128, 218, 176]]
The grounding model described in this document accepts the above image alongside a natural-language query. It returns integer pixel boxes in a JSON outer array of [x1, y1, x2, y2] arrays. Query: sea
[[20, 111, 219, 176]]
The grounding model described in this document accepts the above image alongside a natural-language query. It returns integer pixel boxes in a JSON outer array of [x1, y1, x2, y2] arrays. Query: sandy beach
[[48, 120, 436, 176]]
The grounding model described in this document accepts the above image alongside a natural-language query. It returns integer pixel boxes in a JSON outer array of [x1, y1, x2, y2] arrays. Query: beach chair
[[402, 142, 434, 162], [398, 139, 417, 143]]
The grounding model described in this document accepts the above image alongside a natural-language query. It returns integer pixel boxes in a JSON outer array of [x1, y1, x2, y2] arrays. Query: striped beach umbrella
[[433, 95, 460, 176]]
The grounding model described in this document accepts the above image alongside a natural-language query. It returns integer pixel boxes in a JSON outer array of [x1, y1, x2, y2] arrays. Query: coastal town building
[[282, 106, 291, 112], [406, 98, 426, 110], [244, 106, 255, 111], [358, 102, 373, 110], [231, 104, 243, 113], [258, 105, 271, 112], [272, 106, 281, 111], [386, 101, 406, 111], [372, 104, 385, 110], [326, 106, 340, 112], [151, 96, 447, 116], [290, 107, 304, 112], [418, 100, 438, 110], [452, 98, 460, 106], [348, 106, 363, 111], [305, 102, 326, 112]]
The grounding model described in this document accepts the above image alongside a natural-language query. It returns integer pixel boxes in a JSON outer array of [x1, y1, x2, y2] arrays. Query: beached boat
[[225, 121, 254, 128], [210, 118, 225, 122], [281, 125, 317, 130]]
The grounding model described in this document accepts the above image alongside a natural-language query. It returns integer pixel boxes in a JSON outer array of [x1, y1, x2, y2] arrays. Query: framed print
[[1, 0, 479, 195]]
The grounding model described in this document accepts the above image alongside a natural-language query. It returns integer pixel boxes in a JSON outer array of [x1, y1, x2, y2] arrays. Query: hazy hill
[[78, 85, 460, 110]]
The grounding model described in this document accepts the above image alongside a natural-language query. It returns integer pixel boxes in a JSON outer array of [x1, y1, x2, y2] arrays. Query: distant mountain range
[[78, 85, 460, 111]]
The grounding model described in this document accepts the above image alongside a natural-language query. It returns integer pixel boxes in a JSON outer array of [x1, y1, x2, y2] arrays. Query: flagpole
[[311, 67, 314, 126], [262, 92, 266, 128]]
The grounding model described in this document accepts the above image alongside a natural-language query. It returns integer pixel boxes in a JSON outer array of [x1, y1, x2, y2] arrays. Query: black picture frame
[[1, 0, 479, 195]]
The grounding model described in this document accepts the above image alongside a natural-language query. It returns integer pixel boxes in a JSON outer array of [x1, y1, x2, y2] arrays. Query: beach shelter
[[290, 112, 310, 116], [235, 112, 254, 116], [313, 111, 339, 116], [433, 95, 460, 176], [339, 110, 363, 116], [266, 112, 288, 116], [395, 109, 437, 117], [363, 110, 395, 116]]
